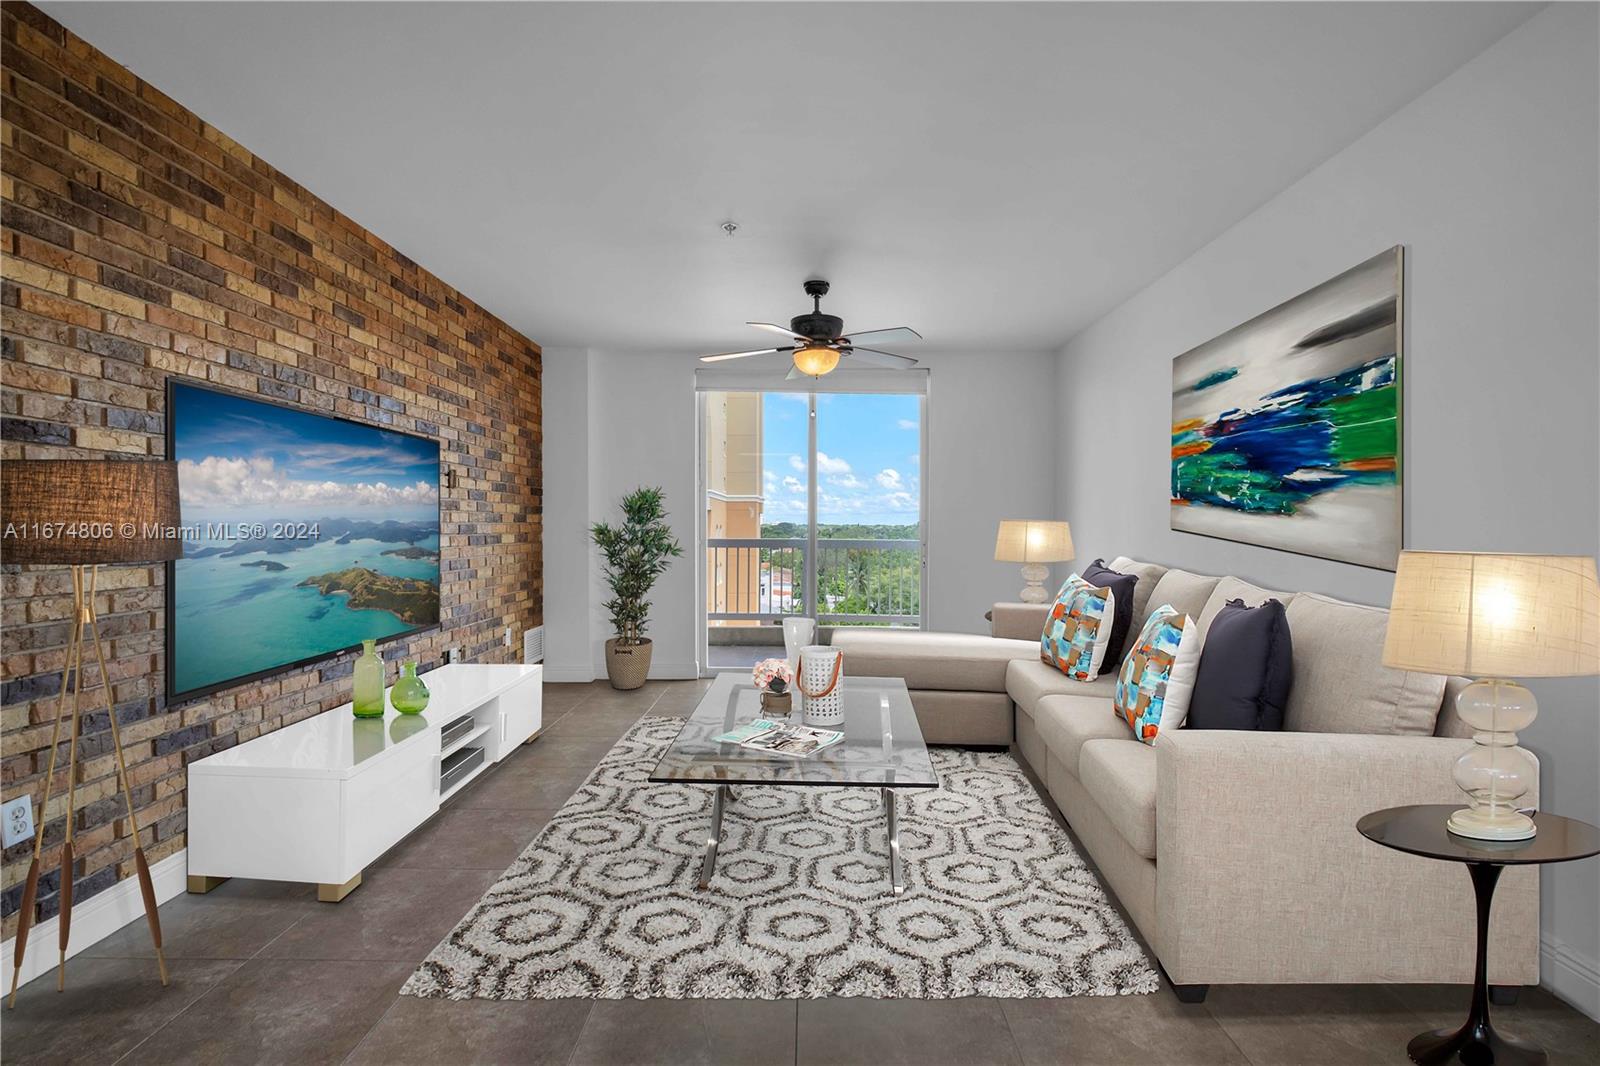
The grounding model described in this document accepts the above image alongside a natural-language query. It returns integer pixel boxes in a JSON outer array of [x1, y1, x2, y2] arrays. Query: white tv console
[[186, 663, 542, 901]]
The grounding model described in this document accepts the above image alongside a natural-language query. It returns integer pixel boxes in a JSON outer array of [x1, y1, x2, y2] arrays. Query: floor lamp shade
[[1383, 550, 1600, 841], [1, 459, 182, 564], [994, 520, 1074, 604]]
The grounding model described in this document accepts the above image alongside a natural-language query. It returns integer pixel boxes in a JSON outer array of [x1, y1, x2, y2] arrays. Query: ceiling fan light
[[793, 344, 841, 377]]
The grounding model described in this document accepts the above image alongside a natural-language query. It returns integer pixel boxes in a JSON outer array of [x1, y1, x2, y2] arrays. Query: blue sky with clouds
[[760, 392, 921, 526], [172, 383, 440, 522]]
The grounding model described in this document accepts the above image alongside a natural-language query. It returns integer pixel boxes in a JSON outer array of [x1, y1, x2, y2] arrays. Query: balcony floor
[[705, 643, 787, 671]]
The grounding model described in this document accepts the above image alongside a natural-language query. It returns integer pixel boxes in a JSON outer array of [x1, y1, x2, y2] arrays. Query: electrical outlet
[[445, 646, 463, 664], [2, 796, 35, 848], [504, 626, 514, 647]]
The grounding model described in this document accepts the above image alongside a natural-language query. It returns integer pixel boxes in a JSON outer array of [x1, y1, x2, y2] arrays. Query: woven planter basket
[[604, 638, 652, 690]]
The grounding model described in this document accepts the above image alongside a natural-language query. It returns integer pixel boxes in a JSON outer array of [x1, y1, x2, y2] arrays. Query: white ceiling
[[42, 2, 1534, 353]]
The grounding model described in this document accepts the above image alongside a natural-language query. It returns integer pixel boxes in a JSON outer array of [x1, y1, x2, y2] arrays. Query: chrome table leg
[[885, 788, 904, 895], [697, 784, 730, 890]]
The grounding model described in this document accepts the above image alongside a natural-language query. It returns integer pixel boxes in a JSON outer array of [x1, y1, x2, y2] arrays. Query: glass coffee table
[[649, 673, 938, 894]]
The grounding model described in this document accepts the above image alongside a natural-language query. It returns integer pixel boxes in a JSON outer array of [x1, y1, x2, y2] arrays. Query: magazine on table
[[713, 719, 844, 758]]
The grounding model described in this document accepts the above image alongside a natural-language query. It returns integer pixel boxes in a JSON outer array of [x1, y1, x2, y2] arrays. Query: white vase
[[782, 617, 816, 680], [797, 644, 844, 727]]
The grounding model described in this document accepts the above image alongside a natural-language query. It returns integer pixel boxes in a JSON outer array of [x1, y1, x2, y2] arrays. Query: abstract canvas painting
[[1171, 247, 1402, 570], [167, 381, 441, 700]]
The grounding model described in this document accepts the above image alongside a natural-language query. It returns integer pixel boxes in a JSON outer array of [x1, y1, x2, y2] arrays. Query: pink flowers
[[752, 658, 793, 691]]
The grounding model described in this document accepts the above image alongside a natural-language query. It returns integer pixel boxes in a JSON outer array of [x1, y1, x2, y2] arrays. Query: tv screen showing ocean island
[[168, 381, 441, 700]]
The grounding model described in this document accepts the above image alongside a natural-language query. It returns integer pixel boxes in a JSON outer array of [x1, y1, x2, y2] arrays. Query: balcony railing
[[706, 537, 921, 626]]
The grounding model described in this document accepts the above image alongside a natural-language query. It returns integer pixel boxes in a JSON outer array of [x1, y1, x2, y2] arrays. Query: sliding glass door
[[811, 393, 923, 626], [699, 387, 926, 671]]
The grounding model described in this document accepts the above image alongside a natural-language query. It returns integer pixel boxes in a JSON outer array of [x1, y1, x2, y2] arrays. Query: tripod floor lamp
[[2, 459, 181, 1005]]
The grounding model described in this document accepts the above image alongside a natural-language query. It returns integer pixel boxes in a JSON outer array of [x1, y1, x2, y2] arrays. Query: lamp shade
[[1, 459, 182, 564], [1383, 551, 1600, 678], [994, 520, 1074, 564]]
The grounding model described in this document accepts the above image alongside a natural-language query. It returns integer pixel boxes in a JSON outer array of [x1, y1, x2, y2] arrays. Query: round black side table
[[1358, 804, 1600, 1066]]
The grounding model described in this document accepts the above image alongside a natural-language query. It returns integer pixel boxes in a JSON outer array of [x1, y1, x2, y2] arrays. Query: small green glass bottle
[[352, 639, 385, 718], [390, 660, 430, 715]]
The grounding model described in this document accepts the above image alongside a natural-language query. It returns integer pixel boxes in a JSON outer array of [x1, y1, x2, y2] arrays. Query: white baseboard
[[1, 848, 188, 992], [542, 663, 597, 683], [549, 659, 699, 685], [588, 658, 699, 681], [1542, 932, 1600, 1021], [545, 659, 700, 684]]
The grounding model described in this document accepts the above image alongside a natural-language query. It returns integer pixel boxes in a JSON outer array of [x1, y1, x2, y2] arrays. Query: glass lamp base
[[1446, 678, 1539, 841], [1018, 563, 1051, 604], [1447, 805, 1537, 841]]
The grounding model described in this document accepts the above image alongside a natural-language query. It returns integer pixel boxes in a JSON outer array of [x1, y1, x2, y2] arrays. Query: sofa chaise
[[831, 556, 1539, 998]]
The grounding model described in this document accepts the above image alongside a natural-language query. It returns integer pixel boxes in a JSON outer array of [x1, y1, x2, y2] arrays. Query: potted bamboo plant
[[591, 486, 685, 689]]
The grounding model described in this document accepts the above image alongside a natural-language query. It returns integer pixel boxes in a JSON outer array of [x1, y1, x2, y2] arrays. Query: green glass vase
[[390, 660, 430, 715], [351, 639, 385, 718]]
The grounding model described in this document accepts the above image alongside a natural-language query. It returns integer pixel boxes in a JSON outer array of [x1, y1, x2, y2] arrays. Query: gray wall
[[1055, 4, 1599, 1015], [539, 347, 599, 681], [542, 347, 1060, 681]]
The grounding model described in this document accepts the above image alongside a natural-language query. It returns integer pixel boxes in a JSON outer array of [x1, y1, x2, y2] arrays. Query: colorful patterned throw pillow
[[1040, 573, 1116, 680], [1114, 604, 1202, 743]]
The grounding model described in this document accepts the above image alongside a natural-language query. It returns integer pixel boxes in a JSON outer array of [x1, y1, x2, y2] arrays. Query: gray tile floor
[[6, 679, 1597, 1065]]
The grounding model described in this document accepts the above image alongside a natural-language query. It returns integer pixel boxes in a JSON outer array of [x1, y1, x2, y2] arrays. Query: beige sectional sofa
[[831, 556, 1540, 998]]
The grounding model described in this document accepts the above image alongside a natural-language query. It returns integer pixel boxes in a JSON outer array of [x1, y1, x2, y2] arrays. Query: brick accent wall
[[0, 2, 542, 938]]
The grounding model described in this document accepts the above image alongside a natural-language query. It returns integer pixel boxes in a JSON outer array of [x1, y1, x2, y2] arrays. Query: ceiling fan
[[699, 279, 921, 378]]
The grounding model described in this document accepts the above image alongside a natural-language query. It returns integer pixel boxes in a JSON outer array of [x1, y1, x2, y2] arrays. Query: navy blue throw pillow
[[1082, 559, 1138, 678], [1188, 598, 1293, 730]]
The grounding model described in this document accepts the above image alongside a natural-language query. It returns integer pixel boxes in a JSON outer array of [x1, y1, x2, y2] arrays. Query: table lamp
[[1383, 551, 1600, 841], [2, 459, 181, 1004], [994, 520, 1074, 604]]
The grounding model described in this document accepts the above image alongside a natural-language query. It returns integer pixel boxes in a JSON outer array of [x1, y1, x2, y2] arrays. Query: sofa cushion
[[1114, 605, 1202, 743], [1434, 675, 1479, 739], [1144, 568, 1221, 624], [1040, 573, 1117, 681], [1007, 659, 1118, 717], [1196, 576, 1297, 638], [1188, 598, 1294, 731], [1284, 593, 1445, 735], [1078, 739, 1158, 859], [1034, 694, 1129, 777], [1083, 559, 1138, 677], [829, 629, 1035, 693], [1109, 557, 1169, 656]]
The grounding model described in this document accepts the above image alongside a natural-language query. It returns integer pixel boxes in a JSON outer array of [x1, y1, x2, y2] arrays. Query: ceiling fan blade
[[786, 364, 804, 381], [748, 321, 801, 339], [699, 346, 793, 363], [847, 347, 919, 368], [840, 326, 922, 345]]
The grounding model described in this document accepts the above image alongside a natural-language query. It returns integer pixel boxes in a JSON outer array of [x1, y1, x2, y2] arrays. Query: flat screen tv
[[166, 380, 442, 702]]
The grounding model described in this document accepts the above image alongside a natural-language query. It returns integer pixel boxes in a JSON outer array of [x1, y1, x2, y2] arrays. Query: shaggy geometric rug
[[403, 716, 1159, 1000]]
